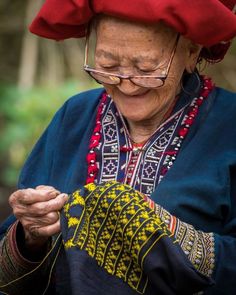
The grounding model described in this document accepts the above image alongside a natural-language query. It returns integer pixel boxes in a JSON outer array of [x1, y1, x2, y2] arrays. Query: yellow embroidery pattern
[[62, 181, 173, 294]]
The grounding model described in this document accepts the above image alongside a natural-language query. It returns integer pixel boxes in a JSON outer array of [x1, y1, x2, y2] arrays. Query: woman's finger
[[19, 211, 59, 228], [20, 193, 68, 216], [35, 185, 61, 195], [9, 188, 61, 206], [29, 219, 61, 238]]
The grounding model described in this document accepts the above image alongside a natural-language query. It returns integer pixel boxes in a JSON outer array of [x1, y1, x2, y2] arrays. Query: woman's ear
[[185, 42, 203, 73]]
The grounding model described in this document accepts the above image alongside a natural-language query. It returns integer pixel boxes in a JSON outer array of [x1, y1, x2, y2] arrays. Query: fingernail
[[49, 191, 57, 196]]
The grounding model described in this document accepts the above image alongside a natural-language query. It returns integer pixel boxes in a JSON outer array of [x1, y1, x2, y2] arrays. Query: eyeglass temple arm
[[84, 24, 91, 67], [163, 34, 180, 76]]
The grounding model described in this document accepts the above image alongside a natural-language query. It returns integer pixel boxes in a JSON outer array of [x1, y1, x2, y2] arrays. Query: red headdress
[[30, 0, 236, 62]]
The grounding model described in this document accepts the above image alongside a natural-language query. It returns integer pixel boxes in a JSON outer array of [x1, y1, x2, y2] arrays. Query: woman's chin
[[120, 109, 150, 123]]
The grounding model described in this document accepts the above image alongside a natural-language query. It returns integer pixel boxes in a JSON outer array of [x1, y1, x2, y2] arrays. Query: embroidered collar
[[86, 76, 214, 196]]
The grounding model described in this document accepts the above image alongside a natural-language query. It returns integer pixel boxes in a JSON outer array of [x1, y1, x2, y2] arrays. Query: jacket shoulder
[[214, 87, 236, 107], [65, 88, 104, 110]]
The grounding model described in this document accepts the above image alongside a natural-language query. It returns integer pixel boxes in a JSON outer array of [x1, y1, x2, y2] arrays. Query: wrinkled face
[[94, 16, 199, 124]]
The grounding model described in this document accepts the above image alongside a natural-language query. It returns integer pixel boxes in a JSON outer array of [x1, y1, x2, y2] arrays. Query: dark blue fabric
[[59, 183, 212, 295], [57, 238, 211, 295], [1, 80, 236, 294]]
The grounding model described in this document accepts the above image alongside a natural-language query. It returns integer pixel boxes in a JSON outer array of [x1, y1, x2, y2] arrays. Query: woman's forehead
[[95, 16, 176, 58], [96, 15, 176, 42], [95, 47, 163, 64]]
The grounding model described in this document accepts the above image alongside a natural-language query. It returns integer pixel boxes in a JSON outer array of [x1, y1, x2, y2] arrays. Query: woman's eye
[[99, 65, 118, 71], [102, 65, 116, 69], [138, 63, 166, 74], [138, 68, 156, 74]]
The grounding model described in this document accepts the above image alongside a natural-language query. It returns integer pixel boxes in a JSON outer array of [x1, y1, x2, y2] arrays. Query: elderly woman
[[1, 0, 236, 294]]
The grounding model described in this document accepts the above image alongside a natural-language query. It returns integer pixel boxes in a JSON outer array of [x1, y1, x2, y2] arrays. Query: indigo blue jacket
[[1, 82, 236, 294]]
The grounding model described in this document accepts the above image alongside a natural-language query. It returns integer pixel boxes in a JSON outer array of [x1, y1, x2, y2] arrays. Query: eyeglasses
[[83, 30, 180, 89]]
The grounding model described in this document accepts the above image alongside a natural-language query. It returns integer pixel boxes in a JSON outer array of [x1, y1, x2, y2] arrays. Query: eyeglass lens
[[89, 71, 165, 88]]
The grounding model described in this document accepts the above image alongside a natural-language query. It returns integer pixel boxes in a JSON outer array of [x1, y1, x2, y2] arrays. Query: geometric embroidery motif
[[153, 203, 215, 277], [96, 98, 188, 197], [63, 181, 174, 294], [87, 76, 214, 199]]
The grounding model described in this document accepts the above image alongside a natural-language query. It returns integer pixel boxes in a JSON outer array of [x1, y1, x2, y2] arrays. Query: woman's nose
[[117, 78, 142, 95]]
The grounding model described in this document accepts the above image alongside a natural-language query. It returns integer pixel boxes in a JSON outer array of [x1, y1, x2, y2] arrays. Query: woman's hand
[[9, 185, 68, 251]]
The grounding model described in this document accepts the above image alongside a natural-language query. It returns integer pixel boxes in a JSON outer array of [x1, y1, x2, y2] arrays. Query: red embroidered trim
[[160, 76, 214, 177], [86, 77, 214, 184], [178, 77, 213, 139], [86, 93, 108, 184]]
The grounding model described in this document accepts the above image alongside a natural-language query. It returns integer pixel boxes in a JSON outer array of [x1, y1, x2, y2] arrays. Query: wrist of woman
[[16, 221, 51, 262]]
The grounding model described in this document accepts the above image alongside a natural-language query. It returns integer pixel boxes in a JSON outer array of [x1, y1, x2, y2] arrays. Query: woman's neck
[[127, 119, 162, 144]]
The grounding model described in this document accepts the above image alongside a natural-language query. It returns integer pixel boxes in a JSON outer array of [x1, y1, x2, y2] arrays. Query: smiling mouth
[[124, 90, 151, 98]]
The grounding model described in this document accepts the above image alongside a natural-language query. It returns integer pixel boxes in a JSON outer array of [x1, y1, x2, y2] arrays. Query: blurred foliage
[[0, 80, 96, 187]]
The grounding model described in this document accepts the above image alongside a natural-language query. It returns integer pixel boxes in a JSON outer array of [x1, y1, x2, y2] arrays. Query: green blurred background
[[0, 0, 236, 222]]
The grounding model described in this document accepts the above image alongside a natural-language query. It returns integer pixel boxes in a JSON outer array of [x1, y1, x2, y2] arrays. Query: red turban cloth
[[30, 0, 236, 61]]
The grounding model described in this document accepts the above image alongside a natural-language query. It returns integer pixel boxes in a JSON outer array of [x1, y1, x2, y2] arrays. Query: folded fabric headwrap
[[29, 0, 236, 61]]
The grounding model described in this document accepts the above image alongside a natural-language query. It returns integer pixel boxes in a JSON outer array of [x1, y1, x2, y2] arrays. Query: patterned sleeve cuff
[[0, 221, 40, 285], [145, 197, 215, 277], [0, 221, 62, 295]]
